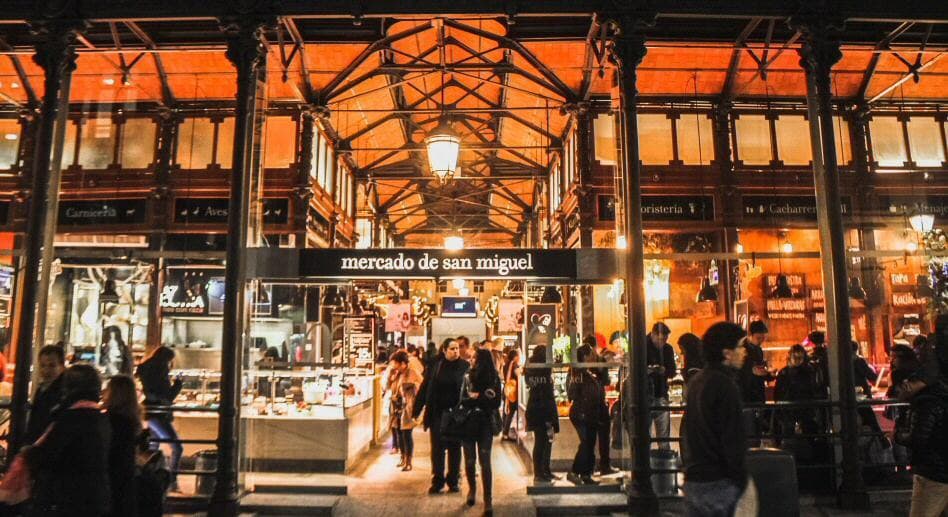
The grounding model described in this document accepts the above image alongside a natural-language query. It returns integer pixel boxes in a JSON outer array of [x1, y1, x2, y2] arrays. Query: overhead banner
[[641, 195, 715, 221], [174, 198, 289, 224], [742, 195, 850, 222], [385, 303, 412, 332], [881, 196, 948, 219], [58, 199, 147, 226], [297, 248, 579, 280]]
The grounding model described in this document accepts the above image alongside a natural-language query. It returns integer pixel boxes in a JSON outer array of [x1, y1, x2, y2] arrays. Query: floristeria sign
[[298, 249, 578, 280]]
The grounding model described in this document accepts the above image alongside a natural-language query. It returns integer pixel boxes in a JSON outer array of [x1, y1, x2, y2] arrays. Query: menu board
[[345, 317, 375, 369]]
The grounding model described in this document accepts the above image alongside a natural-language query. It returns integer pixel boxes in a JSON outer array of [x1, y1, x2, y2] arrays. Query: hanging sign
[[174, 198, 289, 224], [742, 195, 850, 222], [298, 249, 578, 280], [159, 269, 225, 316], [345, 317, 375, 369], [498, 299, 525, 332], [57, 199, 147, 226], [882, 196, 948, 219], [641, 195, 715, 221], [766, 298, 808, 320], [385, 303, 411, 333], [893, 292, 929, 308]]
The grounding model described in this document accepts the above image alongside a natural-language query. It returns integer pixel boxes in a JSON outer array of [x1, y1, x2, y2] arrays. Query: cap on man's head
[[651, 322, 671, 336], [749, 320, 768, 335]]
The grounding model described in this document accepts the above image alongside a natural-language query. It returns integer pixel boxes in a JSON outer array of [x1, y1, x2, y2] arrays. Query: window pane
[[870, 117, 907, 167], [0, 119, 19, 169], [176, 118, 215, 169], [264, 116, 297, 168], [309, 129, 319, 181], [677, 113, 713, 165], [833, 116, 852, 165], [637, 113, 674, 165], [907, 117, 946, 167], [62, 121, 78, 167], [216, 118, 235, 169], [593, 114, 617, 165], [120, 118, 156, 169], [735, 115, 772, 166], [78, 116, 116, 169], [775, 115, 812, 165]]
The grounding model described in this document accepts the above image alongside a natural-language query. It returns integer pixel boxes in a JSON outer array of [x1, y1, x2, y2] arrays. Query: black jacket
[[413, 356, 470, 429], [28, 406, 112, 517], [852, 356, 877, 396], [25, 375, 64, 445], [646, 340, 676, 399], [738, 339, 771, 403], [460, 367, 503, 434], [908, 381, 948, 483], [137, 349, 182, 421], [525, 368, 560, 433], [774, 364, 819, 402], [682, 364, 746, 485], [107, 412, 140, 517], [567, 369, 606, 425]]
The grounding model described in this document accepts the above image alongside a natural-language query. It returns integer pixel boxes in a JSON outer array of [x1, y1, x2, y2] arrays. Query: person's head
[[472, 347, 497, 380], [808, 331, 826, 347], [529, 344, 548, 364], [492, 337, 505, 351], [38, 345, 66, 384], [851, 340, 861, 355], [103, 374, 142, 427], [649, 322, 671, 347], [582, 335, 597, 350], [576, 343, 595, 363], [103, 326, 123, 344], [456, 336, 471, 359], [153, 345, 176, 369], [444, 339, 460, 361], [391, 350, 410, 372], [890, 344, 918, 371], [748, 320, 768, 345], [701, 322, 747, 369], [62, 364, 102, 403], [609, 331, 624, 346], [439, 338, 453, 354], [506, 348, 520, 367], [678, 333, 702, 358], [789, 344, 807, 367]]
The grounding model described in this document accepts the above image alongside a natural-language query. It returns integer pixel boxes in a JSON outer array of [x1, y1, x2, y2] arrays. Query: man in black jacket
[[646, 322, 676, 450], [906, 339, 948, 517], [24, 345, 66, 445], [413, 339, 470, 494], [738, 320, 773, 446], [682, 322, 748, 516]]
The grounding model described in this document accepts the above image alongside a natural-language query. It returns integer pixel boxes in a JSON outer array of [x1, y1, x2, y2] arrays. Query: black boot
[[466, 480, 476, 506]]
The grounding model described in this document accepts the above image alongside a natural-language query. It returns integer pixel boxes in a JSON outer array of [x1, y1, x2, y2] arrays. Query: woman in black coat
[[774, 344, 821, 443], [461, 348, 502, 514], [525, 345, 559, 482], [137, 345, 183, 491], [566, 344, 607, 486], [103, 375, 144, 517], [26, 364, 111, 517]]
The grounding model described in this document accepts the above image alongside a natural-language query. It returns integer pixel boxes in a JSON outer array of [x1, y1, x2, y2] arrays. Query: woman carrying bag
[[460, 348, 503, 515], [391, 350, 423, 471]]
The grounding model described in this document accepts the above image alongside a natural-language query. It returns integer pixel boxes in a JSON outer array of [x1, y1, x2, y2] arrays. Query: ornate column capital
[[29, 17, 87, 78], [790, 14, 844, 86], [602, 13, 654, 73], [220, 16, 275, 77]]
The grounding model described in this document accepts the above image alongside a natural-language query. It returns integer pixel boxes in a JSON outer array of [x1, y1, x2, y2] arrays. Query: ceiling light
[[444, 235, 464, 250], [10, 82, 18, 89], [905, 240, 918, 252], [425, 120, 460, 184], [458, 287, 470, 296], [909, 213, 935, 234], [452, 278, 466, 290], [781, 241, 793, 254], [696, 277, 718, 303], [102, 78, 115, 85], [616, 235, 628, 249], [3, 133, 17, 141], [734, 242, 744, 254]]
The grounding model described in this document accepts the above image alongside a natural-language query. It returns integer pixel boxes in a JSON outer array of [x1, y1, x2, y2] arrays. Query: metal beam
[[867, 52, 944, 103], [124, 21, 177, 105], [722, 18, 763, 100], [856, 21, 916, 99], [0, 37, 37, 105]]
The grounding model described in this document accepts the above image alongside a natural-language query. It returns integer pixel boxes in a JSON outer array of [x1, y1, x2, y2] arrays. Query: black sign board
[[298, 248, 578, 280], [742, 195, 850, 222], [0, 201, 9, 226], [597, 195, 616, 222], [57, 199, 147, 226], [159, 268, 225, 316], [174, 198, 289, 225], [641, 195, 715, 221], [881, 196, 948, 219]]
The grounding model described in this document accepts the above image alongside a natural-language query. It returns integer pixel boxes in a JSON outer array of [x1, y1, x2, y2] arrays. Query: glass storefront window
[[78, 115, 116, 169], [638, 113, 674, 165], [775, 115, 812, 165], [833, 116, 853, 165], [593, 113, 618, 165], [735, 114, 772, 165], [176, 117, 216, 169], [120, 117, 156, 169], [870, 116, 908, 167], [907, 116, 946, 167], [0, 119, 19, 170], [264, 116, 297, 168], [677, 113, 713, 165], [216, 117, 235, 169]]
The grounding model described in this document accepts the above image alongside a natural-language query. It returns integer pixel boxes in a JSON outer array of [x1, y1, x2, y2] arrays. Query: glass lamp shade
[[909, 213, 935, 233], [425, 121, 460, 181], [444, 235, 464, 250]]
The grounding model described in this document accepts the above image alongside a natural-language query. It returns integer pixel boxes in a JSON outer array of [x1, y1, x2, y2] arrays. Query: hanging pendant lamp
[[696, 277, 718, 303], [540, 286, 562, 304], [425, 119, 460, 183], [773, 274, 794, 298]]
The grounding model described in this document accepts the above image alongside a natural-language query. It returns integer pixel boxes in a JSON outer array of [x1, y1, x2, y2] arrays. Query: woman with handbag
[[461, 348, 503, 514], [391, 350, 423, 472], [502, 349, 521, 441], [525, 345, 559, 482], [566, 344, 606, 486]]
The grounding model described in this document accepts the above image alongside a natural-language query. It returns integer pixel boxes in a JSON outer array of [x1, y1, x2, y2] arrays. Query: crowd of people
[[0, 342, 181, 516]]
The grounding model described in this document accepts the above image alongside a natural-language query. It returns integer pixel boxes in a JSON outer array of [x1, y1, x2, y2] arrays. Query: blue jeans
[[684, 478, 742, 517], [148, 418, 183, 483]]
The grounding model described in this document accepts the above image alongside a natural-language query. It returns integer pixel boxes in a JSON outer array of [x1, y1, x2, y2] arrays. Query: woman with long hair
[[501, 348, 522, 441], [100, 325, 133, 377], [103, 374, 144, 517], [137, 344, 183, 492], [566, 343, 606, 485], [525, 344, 559, 482], [391, 350, 423, 471], [461, 348, 502, 514]]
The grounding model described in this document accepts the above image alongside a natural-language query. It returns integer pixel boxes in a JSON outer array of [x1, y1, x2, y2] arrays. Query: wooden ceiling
[[0, 13, 946, 247]]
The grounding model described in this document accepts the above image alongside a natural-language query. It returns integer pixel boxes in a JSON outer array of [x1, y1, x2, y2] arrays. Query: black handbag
[[440, 378, 474, 442]]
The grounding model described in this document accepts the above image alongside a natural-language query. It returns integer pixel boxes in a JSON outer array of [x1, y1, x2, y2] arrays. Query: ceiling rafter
[[123, 21, 176, 105], [856, 21, 916, 100], [280, 16, 315, 101], [0, 36, 37, 105], [722, 18, 763, 100], [868, 51, 944, 103]]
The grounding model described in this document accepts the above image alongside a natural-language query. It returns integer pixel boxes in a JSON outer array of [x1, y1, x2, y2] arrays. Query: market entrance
[[233, 247, 631, 494]]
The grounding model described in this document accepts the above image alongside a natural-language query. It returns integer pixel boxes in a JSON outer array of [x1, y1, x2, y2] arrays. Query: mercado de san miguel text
[[0, 0, 946, 515]]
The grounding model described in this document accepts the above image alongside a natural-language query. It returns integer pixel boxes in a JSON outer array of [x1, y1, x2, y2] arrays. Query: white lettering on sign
[[159, 285, 206, 312], [65, 207, 118, 219], [338, 252, 536, 276]]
